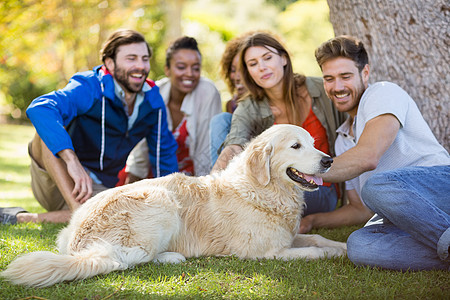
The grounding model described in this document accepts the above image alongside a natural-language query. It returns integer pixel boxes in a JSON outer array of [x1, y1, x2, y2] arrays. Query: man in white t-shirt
[[313, 35, 450, 270]]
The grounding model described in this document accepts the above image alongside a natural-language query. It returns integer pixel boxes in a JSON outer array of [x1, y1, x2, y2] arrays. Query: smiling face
[[230, 53, 246, 97], [165, 48, 201, 95], [244, 45, 287, 91], [230, 54, 247, 97], [321, 57, 369, 117], [105, 42, 150, 94]]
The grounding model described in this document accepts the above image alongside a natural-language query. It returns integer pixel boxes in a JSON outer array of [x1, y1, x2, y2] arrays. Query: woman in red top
[[212, 32, 345, 216]]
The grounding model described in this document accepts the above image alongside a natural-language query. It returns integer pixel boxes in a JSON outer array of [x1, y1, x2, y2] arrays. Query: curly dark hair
[[219, 32, 255, 94], [165, 36, 201, 68]]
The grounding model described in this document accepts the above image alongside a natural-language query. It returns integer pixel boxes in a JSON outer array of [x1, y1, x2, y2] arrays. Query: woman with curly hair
[[210, 32, 252, 164]]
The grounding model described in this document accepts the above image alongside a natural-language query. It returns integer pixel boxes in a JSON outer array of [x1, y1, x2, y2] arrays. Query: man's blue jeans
[[347, 165, 450, 270], [303, 184, 338, 215]]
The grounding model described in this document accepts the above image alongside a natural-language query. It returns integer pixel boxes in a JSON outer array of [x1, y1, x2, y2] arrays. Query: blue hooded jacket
[[26, 65, 178, 187]]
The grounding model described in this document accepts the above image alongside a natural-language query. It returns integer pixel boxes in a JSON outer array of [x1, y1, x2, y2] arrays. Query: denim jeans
[[210, 112, 232, 166], [303, 184, 338, 216], [347, 165, 450, 270]]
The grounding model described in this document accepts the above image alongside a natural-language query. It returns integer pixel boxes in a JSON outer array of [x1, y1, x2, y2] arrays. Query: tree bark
[[326, 0, 449, 151]]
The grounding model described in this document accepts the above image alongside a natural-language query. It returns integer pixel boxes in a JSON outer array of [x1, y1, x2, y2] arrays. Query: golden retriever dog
[[2, 124, 346, 287]]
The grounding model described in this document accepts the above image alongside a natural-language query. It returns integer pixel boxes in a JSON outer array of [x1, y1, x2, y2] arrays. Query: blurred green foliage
[[0, 0, 166, 119], [279, 0, 334, 76], [0, 0, 333, 120]]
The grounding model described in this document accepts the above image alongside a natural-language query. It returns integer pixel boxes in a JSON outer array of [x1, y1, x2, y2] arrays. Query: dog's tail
[[1, 243, 130, 287]]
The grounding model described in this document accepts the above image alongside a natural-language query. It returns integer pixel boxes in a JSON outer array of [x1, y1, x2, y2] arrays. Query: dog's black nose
[[320, 156, 333, 169]]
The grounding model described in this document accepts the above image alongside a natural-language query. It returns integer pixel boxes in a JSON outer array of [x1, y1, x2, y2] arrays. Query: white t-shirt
[[352, 82, 450, 194]]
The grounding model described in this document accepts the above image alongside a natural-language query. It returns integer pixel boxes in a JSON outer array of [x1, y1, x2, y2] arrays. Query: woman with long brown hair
[[212, 31, 345, 216]]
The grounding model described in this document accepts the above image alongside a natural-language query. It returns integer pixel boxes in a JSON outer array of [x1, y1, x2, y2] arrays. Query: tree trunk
[[165, 0, 184, 42], [326, 0, 449, 151]]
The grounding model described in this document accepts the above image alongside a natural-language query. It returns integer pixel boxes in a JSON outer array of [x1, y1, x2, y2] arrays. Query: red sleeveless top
[[302, 108, 332, 187], [173, 118, 194, 176]]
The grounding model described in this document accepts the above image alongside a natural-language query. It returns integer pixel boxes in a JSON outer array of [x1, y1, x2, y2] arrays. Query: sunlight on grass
[[0, 123, 41, 212], [0, 124, 448, 300]]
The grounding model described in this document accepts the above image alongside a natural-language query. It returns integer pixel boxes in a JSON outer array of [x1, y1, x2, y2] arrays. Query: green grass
[[0, 123, 448, 299], [0, 123, 45, 212]]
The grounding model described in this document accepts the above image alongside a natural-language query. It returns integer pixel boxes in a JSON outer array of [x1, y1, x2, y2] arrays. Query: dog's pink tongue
[[303, 174, 323, 186]]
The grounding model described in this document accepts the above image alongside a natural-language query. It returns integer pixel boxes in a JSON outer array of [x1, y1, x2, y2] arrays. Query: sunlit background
[[0, 0, 334, 120]]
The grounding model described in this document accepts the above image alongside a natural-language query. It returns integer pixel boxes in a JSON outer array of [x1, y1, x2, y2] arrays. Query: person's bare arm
[[299, 189, 373, 233], [211, 144, 243, 173], [321, 114, 400, 183], [58, 149, 93, 206]]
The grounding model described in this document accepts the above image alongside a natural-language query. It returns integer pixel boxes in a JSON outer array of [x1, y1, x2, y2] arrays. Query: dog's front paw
[[335, 241, 347, 251], [153, 252, 186, 264], [324, 245, 347, 258]]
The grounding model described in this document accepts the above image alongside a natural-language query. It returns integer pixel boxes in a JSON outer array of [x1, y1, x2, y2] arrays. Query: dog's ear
[[246, 142, 273, 186]]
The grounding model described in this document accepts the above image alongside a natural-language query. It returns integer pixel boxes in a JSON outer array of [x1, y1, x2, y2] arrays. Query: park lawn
[[0, 123, 448, 299], [0, 123, 44, 212]]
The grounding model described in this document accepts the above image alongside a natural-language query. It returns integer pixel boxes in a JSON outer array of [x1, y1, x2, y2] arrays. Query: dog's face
[[245, 124, 332, 190]]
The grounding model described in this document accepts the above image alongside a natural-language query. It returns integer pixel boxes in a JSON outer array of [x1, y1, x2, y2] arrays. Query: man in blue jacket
[[0, 29, 178, 224]]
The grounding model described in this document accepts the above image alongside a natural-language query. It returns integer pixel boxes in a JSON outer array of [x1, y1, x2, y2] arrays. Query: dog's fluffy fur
[[2, 124, 346, 287]]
